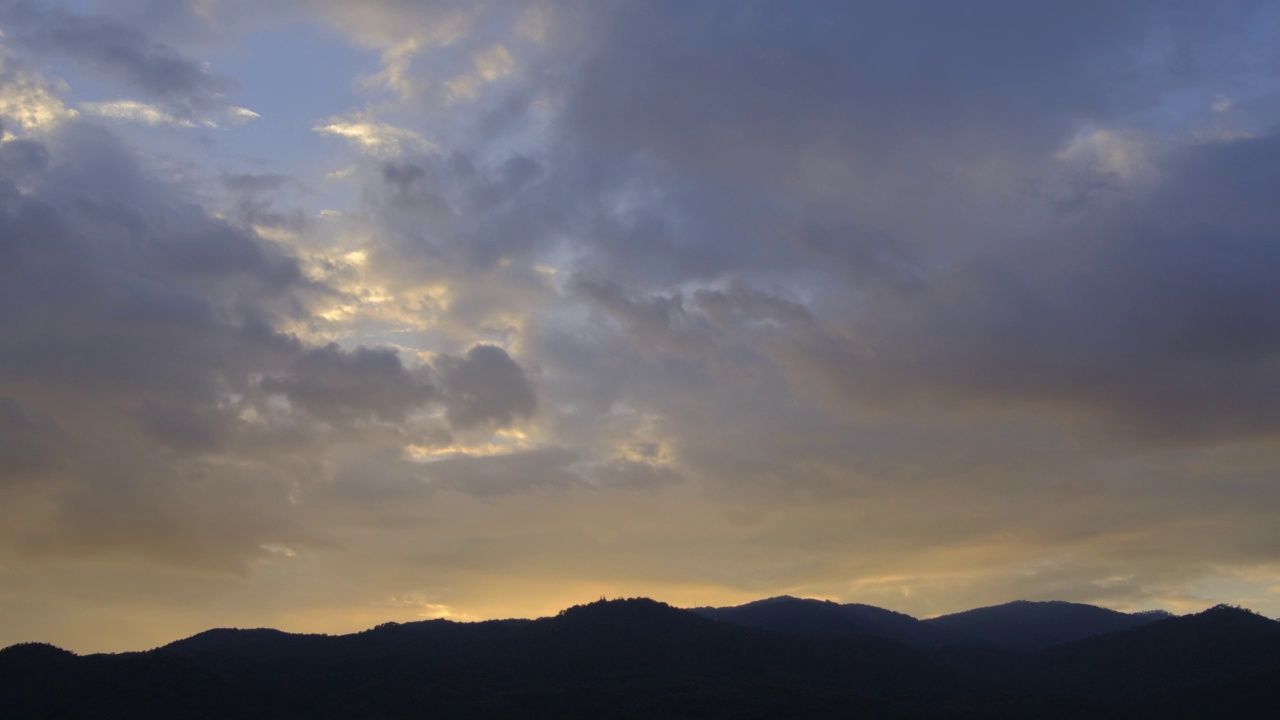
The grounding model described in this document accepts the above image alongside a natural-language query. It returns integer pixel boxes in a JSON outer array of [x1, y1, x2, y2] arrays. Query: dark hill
[[922, 599, 1171, 648], [1025, 604, 1280, 710], [693, 595, 945, 644], [4, 598, 1279, 720], [154, 598, 958, 719], [0, 641, 275, 719]]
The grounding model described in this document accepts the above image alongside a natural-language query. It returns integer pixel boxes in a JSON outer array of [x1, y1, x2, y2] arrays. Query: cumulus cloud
[[0, 50, 77, 132]]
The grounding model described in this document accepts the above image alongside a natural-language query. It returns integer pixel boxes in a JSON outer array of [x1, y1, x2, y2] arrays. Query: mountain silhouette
[[1025, 605, 1280, 711], [0, 641, 274, 719], [3, 597, 1278, 719], [156, 598, 955, 719], [692, 595, 946, 644], [921, 599, 1172, 648], [693, 596, 1173, 649]]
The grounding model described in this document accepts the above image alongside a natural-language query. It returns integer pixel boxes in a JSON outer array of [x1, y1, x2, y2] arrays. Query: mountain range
[[2, 597, 1277, 719], [692, 596, 1174, 648]]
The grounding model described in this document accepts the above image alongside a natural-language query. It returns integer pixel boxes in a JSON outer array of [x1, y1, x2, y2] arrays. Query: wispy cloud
[[79, 98, 261, 128], [79, 99, 199, 127], [314, 113, 437, 156]]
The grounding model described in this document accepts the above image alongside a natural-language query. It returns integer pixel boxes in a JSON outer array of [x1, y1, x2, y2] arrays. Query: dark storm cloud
[[435, 344, 536, 430], [0, 1, 236, 117]]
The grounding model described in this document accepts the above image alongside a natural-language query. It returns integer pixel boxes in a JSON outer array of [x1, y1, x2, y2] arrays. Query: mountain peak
[[692, 595, 942, 644], [1186, 603, 1278, 627], [560, 596, 673, 612], [923, 599, 1169, 648], [0, 641, 76, 662], [747, 595, 806, 604], [556, 597, 695, 623], [160, 626, 297, 658]]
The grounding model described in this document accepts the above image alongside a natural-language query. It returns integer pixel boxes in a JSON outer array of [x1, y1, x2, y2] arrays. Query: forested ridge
[[3, 598, 1277, 719]]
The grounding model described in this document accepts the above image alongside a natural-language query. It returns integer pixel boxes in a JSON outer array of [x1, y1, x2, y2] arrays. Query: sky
[[1, 0, 1280, 653]]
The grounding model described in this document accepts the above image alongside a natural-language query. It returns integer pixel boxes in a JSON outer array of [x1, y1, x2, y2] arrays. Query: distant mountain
[[692, 595, 946, 644], [0, 641, 275, 719], [153, 598, 956, 719], [1027, 604, 1280, 711], [3, 598, 1277, 719], [921, 599, 1173, 648], [694, 596, 1173, 649]]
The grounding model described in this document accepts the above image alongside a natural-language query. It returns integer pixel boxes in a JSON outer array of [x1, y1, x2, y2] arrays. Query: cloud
[[586, 456, 682, 490], [571, 276, 710, 354], [272, 0, 1280, 619], [360, 38, 428, 100], [302, 0, 478, 50], [314, 114, 438, 156], [422, 446, 578, 496], [79, 99, 199, 127], [0, 89, 442, 569], [227, 106, 261, 123], [0, 51, 78, 133], [798, 130, 1280, 443], [77, 98, 259, 128], [0, 133, 48, 182], [263, 343, 436, 425], [434, 344, 536, 430], [0, 1, 254, 124]]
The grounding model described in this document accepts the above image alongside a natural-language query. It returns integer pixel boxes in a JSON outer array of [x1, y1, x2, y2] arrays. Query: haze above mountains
[[4, 596, 1277, 719]]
